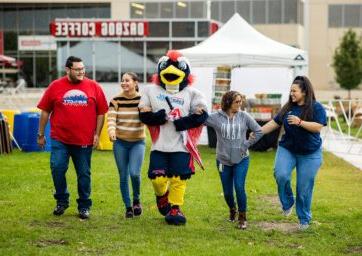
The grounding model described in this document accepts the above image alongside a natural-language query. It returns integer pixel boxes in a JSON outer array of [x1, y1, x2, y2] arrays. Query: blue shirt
[[273, 101, 327, 154]]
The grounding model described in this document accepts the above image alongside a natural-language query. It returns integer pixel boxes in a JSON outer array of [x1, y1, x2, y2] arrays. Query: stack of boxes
[[212, 66, 231, 112], [248, 93, 282, 121]]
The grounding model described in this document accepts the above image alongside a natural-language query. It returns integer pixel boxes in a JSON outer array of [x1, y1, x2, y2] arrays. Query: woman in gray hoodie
[[205, 91, 263, 229]]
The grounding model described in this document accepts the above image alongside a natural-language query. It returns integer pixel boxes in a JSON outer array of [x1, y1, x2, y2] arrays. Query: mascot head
[[152, 50, 194, 94]]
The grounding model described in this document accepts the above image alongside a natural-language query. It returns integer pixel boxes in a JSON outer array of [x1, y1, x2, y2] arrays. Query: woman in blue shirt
[[260, 76, 327, 230]]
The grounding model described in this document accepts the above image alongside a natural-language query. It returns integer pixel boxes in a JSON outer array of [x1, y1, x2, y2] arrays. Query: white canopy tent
[[180, 13, 307, 72], [178, 13, 309, 105]]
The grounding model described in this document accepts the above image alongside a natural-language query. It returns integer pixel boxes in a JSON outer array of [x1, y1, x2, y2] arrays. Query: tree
[[332, 29, 362, 99]]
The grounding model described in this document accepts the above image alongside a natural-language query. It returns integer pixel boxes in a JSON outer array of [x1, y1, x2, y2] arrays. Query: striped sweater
[[107, 92, 145, 141]]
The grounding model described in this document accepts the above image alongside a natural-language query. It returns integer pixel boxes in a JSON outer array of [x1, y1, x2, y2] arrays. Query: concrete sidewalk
[[322, 127, 362, 170]]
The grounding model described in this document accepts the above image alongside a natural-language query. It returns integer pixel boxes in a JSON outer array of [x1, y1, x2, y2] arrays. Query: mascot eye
[[159, 60, 168, 70], [178, 61, 187, 71]]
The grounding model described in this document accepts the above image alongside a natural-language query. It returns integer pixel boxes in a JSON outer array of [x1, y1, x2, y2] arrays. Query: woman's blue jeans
[[113, 139, 145, 208], [217, 157, 250, 212], [274, 146, 322, 225], [50, 139, 93, 210]]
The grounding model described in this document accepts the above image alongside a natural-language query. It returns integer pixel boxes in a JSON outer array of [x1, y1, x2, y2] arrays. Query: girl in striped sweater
[[107, 72, 145, 218]]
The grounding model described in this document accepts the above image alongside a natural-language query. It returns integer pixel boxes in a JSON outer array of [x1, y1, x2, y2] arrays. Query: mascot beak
[[160, 65, 185, 86]]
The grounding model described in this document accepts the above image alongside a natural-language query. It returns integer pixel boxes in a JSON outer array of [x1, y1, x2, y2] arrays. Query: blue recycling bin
[[13, 112, 51, 152]]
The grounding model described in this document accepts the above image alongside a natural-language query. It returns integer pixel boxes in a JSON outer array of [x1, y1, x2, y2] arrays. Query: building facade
[[0, 0, 361, 90]]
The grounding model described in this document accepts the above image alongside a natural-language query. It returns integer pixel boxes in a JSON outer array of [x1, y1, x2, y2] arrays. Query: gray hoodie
[[205, 110, 263, 166]]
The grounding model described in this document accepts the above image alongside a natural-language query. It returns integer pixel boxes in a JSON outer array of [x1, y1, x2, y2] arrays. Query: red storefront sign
[[49, 20, 149, 38]]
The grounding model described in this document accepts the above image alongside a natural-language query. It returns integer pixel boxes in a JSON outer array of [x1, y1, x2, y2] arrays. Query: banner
[[50, 20, 149, 38], [18, 36, 56, 51]]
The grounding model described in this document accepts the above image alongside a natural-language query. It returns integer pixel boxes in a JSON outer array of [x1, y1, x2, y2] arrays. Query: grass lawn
[[0, 143, 361, 255]]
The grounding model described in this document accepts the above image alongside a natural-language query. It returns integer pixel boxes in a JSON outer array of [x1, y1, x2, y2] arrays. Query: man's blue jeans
[[50, 139, 93, 210], [113, 139, 145, 208], [217, 157, 250, 212], [274, 146, 322, 225]]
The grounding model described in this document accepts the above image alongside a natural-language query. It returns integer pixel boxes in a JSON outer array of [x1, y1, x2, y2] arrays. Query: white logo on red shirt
[[63, 89, 88, 106]]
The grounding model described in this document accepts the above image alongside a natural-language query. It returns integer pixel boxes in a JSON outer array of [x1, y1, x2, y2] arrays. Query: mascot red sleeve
[[139, 50, 208, 225]]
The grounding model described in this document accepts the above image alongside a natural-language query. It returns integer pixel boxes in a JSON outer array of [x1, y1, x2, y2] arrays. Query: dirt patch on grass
[[45, 221, 66, 228], [345, 246, 362, 254], [35, 239, 69, 247], [256, 221, 298, 233]]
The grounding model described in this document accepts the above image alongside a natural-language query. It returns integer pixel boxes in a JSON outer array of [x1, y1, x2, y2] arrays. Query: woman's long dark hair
[[278, 76, 316, 122]]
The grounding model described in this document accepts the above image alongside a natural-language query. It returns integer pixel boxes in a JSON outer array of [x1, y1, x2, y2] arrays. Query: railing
[[322, 99, 362, 155]]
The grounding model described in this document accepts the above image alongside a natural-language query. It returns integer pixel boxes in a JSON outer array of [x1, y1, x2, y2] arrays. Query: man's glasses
[[70, 67, 85, 73]]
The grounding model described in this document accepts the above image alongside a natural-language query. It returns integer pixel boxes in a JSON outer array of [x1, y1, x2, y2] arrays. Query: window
[[145, 2, 159, 18], [329, 5, 342, 27], [149, 22, 170, 37], [198, 21, 209, 37], [190, 1, 205, 18], [253, 0, 266, 24], [172, 21, 195, 37], [130, 2, 145, 18], [298, 0, 304, 25], [284, 0, 298, 24], [344, 5, 361, 27], [269, 0, 282, 24], [176, 1, 189, 18], [66, 4, 82, 18], [3, 6, 17, 31], [50, 4, 68, 19], [161, 2, 173, 18], [236, 0, 251, 23], [34, 5, 50, 33], [98, 3, 111, 18], [18, 5, 34, 34], [211, 1, 220, 21], [220, 1, 235, 23]]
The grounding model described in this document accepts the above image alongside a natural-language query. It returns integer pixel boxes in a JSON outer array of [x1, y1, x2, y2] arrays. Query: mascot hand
[[167, 108, 181, 121]]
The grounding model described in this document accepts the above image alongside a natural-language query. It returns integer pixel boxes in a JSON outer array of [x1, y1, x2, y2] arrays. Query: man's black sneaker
[[133, 201, 142, 216], [53, 205, 68, 216], [79, 208, 90, 219], [125, 207, 134, 218]]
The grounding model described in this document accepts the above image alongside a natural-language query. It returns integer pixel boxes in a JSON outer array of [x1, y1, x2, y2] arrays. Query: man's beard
[[69, 74, 82, 84]]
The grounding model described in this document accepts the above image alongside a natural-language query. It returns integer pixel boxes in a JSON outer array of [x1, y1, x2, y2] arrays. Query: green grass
[[1, 143, 362, 255]]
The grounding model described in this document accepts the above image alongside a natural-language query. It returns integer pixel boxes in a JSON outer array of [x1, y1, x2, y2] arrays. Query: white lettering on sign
[[51, 21, 147, 37]]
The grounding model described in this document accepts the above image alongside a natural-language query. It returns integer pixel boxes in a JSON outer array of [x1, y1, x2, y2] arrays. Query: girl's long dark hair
[[278, 76, 316, 122]]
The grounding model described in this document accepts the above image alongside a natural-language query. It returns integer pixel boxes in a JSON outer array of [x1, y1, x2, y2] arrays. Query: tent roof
[[180, 13, 307, 68]]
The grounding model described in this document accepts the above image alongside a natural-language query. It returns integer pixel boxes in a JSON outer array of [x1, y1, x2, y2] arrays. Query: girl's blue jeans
[[113, 138, 145, 208]]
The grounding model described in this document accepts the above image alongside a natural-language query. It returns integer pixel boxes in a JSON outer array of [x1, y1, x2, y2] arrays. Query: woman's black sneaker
[[125, 207, 134, 218], [133, 201, 142, 216]]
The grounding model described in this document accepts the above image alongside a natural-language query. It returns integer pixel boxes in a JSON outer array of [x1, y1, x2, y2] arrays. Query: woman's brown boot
[[229, 207, 237, 222], [238, 211, 247, 229]]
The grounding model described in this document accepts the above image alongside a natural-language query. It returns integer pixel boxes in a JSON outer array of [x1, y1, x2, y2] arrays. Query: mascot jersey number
[[139, 50, 208, 225]]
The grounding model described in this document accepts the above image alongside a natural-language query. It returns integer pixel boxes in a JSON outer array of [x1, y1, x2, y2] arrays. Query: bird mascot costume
[[139, 50, 208, 225]]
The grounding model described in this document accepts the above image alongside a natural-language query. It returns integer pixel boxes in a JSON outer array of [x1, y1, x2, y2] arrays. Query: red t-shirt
[[37, 76, 108, 146]]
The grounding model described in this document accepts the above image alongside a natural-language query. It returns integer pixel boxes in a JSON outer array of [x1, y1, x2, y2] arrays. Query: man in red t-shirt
[[37, 56, 108, 219]]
